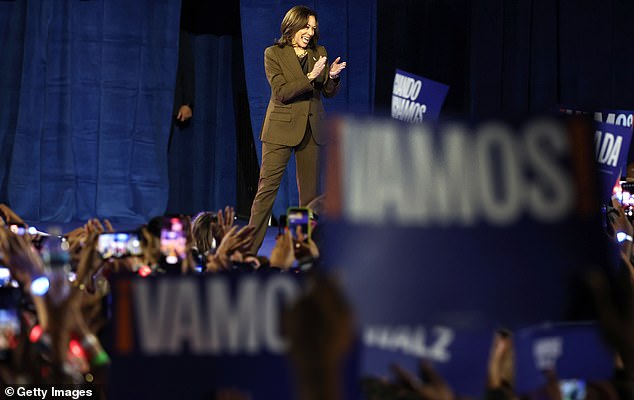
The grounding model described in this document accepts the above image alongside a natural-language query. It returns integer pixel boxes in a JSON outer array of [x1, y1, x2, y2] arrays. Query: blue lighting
[[31, 276, 50, 296]]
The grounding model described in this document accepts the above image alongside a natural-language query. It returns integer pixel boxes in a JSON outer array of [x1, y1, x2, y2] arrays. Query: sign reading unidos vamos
[[391, 69, 449, 123]]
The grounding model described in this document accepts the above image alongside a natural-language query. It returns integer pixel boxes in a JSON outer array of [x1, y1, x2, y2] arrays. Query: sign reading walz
[[108, 274, 302, 400], [323, 116, 606, 396], [391, 69, 449, 123]]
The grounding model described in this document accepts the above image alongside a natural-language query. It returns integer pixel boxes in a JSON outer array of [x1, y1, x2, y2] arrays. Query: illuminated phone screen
[[559, 379, 586, 400], [0, 287, 21, 360], [160, 217, 188, 265], [97, 232, 142, 259], [287, 208, 311, 241], [623, 191, 634, 206]]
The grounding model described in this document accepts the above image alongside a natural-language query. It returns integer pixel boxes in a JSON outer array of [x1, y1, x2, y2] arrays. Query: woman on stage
[[248, 5, 346, 254]]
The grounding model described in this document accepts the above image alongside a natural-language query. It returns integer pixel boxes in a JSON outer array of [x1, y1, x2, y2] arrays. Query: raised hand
[[85, 218, 113, 236], [608, 197, 634, 264], [284, 274, 354, 400], [487, 330, 514, 395], [218, 225, 255, 256], [176, 104, 193, 122], [0, 228, 45, 287], [308, 56, 327, 81], [0, 204, 26, 226], [205, 225, 254, 272], [329, 57, 347, 79], [74, 231, 104, 294], [294, 225, 319, 262], [215, 206, 237, 243], [270, 229, 295, 270], [391, 362, 455, 400]]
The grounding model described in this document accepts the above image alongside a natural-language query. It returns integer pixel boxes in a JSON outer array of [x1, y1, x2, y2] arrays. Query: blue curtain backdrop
[[374, 0, 634, 124], [469, 0, 634, 117], [240, 0, 376, 219], [166, 33, 238, 216], [0, 0, 180, 225], [0, 2, 25, 206], [373, 0, 470, 117]]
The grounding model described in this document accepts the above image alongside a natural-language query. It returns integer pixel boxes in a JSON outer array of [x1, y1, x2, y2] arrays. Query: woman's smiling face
[[293, 15, 317, 48]]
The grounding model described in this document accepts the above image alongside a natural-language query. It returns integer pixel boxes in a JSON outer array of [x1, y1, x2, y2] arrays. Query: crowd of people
[[356, 195, 634, 400], [4, 189, 630, 394], [0, 197, 633, 399], [0, 203, 323, 398], [2, 1, 633, 398], [4, 0, 634, 397]]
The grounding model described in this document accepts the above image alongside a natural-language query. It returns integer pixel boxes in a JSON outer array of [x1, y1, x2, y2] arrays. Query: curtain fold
[[375, 0, 634, 122], [166, 33, 238, 216], [0, 0, 181, 225], [0, 1, 26, 204], [469, 0, 634, 117]]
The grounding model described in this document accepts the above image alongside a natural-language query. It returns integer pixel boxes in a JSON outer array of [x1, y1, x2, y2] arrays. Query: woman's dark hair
[[191, 211, 217, 254], [146, 216, 163, 238], [275, 5, 319, 48]]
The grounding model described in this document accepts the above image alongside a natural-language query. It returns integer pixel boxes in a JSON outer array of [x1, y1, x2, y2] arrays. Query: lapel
[[278, 46, 305, 80], [307, 47, 317, 75]]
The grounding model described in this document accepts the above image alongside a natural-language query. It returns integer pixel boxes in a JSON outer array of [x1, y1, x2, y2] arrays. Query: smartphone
[[559, 379, 586, 400], [621, 183, 634, 221], [0, 287, 21, 361], [160, 216, 189, 268], [0, 267, 11, 287], [278, 214, 288, 237], [287, 207, 312, 241], [97, 232, 143, 259]]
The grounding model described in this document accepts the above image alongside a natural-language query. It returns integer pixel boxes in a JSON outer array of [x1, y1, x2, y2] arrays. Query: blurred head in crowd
[[191, 211, 217, 254]]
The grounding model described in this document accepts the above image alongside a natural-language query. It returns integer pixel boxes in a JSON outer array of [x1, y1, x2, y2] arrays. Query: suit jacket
[[260, 44, 340, 146]]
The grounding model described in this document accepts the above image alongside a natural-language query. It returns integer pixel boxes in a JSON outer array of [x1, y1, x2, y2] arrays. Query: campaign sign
[[596, 109, 634, 176], [596, 109, 634, 128], [558, 106, 634, 202], [514, 322, 613, 394], [360, 326, 493, 396], [107, 273, 303, 400], [391, 69, 449, 123], [558, 105, 633, 129], [595, 121, 632, 203], [324, 116, 607, 396]]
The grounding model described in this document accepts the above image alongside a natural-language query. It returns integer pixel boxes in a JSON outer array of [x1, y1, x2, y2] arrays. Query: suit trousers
[[248, 124, 320, 255]]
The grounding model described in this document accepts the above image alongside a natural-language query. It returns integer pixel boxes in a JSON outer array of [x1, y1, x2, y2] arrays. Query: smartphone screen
[[559, 379, 586, 400], [621, 182, 634, 221], [160, 216, 188, 267], [287, 207, 311, 241], [97, 232, 142, 259], [0, 287, 21, 361], [0, 267, 13, 287]]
